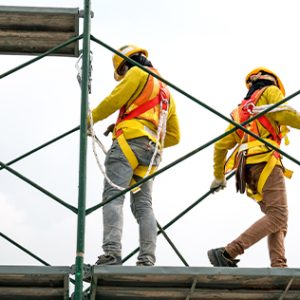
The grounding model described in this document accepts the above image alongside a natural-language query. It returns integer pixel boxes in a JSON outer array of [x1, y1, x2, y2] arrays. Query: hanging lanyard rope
[[143, 98, 168, 178], [76, 52, 125, 191]]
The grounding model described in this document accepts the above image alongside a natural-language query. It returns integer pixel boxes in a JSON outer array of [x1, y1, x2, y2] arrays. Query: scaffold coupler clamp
[[78, 9, 94, 18], [71, 263, 92, 281]]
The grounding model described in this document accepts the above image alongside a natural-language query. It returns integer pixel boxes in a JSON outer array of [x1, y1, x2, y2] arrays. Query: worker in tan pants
[[208, 67, 300, 267]]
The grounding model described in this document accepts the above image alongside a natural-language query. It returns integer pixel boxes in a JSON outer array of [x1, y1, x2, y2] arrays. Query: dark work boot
[[207, 247, 239, 267], [136, 260, 154, 266], [95, 254, 122, 266]]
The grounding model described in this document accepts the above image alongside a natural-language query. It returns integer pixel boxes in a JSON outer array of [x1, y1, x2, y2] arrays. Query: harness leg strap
[[117, 134, 157, 193], [117, 134, 139, 170], [256, 155, 277, 199]]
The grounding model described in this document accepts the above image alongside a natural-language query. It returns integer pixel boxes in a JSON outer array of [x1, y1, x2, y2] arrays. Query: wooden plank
[[0, 266, 70, 299], [0, 287, 65, 296], [0, 30, 76, 55], [0, 276, 65, 287], [0, 6, 79, 56], [90, 266, 300, 300], [0, 6, 78, 14], [0, 14, 76, 32], [95, 286, 300, 300], [0, 30, 75, 39], [94, 273, 300, 290], [0, 265, 71, 274]]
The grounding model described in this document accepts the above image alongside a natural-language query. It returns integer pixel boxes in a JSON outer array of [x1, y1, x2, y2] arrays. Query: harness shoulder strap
[[257, 115, 281, 144], [251, 87, 268, 105], [116, 73, 150, 124], [120, 82, 169, 122]]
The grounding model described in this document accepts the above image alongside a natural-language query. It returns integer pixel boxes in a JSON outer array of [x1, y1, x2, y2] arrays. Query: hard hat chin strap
[[115, 53, 153, 81], [248, 72, 277, 87]]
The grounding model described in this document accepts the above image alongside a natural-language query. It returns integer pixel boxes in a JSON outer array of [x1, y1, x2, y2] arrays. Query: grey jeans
[[102, 136, 161, 265]]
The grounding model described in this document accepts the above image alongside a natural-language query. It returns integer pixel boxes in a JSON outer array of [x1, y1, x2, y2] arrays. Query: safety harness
[[225, 87, 292, 201], [114, 68, 170, 192]]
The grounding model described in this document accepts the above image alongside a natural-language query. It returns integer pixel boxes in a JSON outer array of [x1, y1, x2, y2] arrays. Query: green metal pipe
[[86, 36, 300, 211], [90, 35, 300, 161], [157, 173, 236, 234], [0, 161, 78, 213], [74, 1, 91, 299], [86, 97, 300, 216], [1, 232, 76, 286], [156, 221, 189, 266], [0, 35, 82, 80], [122, 172, 235, 263], [0, 126, 80, 172], [0, 232, 50, 266], [85, 136, 224, 215]]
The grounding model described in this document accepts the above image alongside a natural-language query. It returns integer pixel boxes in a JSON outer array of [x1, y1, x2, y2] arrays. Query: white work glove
[[210, 178, 227, 193], [87, 127, 93, 137]]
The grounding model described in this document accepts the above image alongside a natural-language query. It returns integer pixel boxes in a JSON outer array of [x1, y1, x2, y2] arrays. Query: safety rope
[[144, 98, 168, 178], [251, 104, 296, 115], [247, 103, 292, 146], [87, 108, 125, 191], [128, 97, 168, 193], [76, 50, 125, 191]]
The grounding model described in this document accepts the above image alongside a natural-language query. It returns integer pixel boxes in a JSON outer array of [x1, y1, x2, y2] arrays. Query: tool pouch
[[235, 150, 247, 194]]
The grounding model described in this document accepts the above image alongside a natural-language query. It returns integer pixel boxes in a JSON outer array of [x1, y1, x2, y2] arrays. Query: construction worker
[[89, 45, 180, 266], [208, 67, 300, 267]]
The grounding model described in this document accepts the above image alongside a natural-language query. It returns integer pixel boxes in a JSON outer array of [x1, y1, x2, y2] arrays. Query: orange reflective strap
[[116, 68, 170, 131], [231, 87, 281, 144], [257, 115, 281, 144], [121, 94, 161, 121]]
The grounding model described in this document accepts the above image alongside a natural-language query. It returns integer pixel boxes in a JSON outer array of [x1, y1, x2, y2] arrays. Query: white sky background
[[0, 0, 300, 270]]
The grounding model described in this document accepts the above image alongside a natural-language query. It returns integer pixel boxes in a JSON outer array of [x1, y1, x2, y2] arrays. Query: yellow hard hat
[[112, 45, 148, 81], [245, 67, 285, 96]]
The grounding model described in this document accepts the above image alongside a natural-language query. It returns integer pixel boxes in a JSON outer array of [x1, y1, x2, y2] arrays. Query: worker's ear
[[114, 64, 129, 81], [118, 64, 129, 77]]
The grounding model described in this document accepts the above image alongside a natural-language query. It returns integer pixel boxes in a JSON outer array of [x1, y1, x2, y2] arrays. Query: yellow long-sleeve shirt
[[214, 85, 300, 179], [91, 66, 180, 148]]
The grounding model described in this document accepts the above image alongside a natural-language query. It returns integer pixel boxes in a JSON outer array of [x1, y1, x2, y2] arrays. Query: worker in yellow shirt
[[208, 67, 300, 267], [89, 45, 180, 266]]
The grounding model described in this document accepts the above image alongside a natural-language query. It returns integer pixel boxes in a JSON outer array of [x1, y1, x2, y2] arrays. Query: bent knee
[[267, 207, 288, 231]]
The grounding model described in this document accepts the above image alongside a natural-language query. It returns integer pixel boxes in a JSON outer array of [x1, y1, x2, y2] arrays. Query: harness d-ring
[[244, 102, 255, 115]]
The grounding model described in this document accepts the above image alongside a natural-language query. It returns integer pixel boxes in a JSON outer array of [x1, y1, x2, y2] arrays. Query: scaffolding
[[1, 1, 300, 299]]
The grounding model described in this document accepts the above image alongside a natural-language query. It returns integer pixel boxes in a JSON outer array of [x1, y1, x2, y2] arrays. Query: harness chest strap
[[119, 90, 162, 121]]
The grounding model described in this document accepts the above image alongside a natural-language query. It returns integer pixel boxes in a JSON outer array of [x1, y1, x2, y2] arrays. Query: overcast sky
[[1, 0, 300, 270]]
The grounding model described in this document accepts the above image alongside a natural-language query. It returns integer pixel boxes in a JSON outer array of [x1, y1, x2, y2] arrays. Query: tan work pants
[[226, 164, 288, 267]]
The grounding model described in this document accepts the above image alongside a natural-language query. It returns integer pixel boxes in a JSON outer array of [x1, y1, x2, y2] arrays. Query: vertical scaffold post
[[74, 0, 91, 299]]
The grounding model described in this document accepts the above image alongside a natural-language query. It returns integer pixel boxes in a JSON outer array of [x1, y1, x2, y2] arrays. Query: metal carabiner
[[244, 102, 255, 115]]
